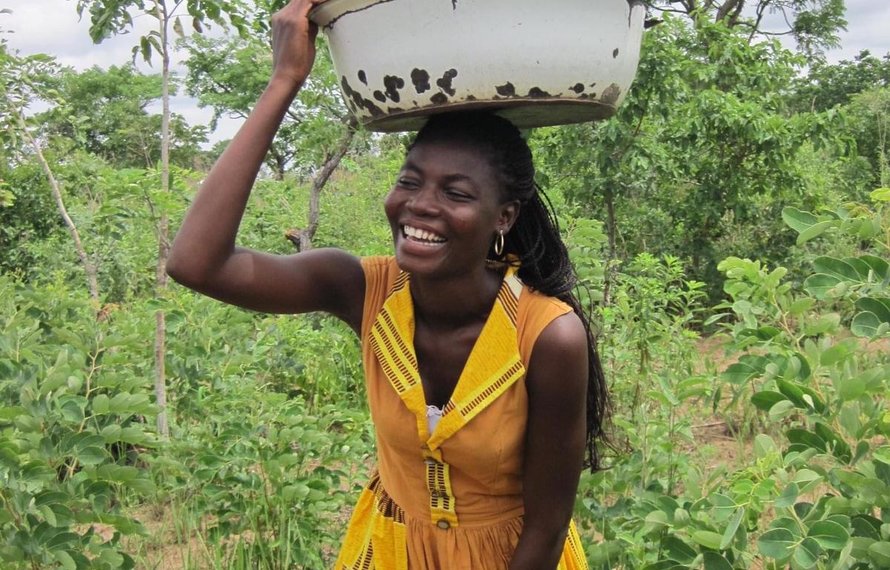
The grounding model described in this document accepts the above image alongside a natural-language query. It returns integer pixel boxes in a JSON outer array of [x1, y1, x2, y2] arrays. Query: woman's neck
[[409, 264, 504, 330]]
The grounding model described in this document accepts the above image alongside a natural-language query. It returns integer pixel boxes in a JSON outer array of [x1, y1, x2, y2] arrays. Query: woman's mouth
[[402, 225, 446, 245]]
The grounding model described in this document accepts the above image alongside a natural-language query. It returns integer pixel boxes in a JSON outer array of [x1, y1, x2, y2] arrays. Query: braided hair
[[410, 111, 610, 471]]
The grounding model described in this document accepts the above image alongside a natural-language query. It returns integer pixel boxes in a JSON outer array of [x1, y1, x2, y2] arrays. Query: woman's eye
[[396, 178, 419, 189], [445, 189, 471, 200]]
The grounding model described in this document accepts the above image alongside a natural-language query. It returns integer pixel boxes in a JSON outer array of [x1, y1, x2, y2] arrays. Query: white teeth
[[403, 225, 446, 243]]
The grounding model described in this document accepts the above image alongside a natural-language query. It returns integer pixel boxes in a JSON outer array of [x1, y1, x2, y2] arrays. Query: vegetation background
[[1, 0, 889, 568]]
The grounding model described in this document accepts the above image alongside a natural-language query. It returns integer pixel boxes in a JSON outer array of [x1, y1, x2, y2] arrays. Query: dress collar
[[368, 265, 525, 451]]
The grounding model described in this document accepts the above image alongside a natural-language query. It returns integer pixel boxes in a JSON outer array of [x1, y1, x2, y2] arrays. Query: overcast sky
[[3, 0, 890, 145]]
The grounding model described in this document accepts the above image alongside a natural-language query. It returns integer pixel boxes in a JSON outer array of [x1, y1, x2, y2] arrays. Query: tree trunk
[[16, 111, 100, 306], [298, 122, 357, 251], [153, 0, 171, 439], [602, 183, 617, 308]]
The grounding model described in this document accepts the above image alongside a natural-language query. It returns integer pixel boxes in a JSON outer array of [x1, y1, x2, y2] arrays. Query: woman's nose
[[406, 185, 440, 216]]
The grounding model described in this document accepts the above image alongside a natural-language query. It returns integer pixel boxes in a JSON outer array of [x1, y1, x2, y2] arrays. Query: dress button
[[436, 519, 450, 530]]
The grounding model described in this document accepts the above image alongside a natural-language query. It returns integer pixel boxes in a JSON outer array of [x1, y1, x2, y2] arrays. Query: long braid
[[412, 112, 611, 471]]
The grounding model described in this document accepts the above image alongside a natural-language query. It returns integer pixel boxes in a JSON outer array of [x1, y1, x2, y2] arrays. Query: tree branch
[[298, 119, 358, 251], [15, 110, 100, 305]]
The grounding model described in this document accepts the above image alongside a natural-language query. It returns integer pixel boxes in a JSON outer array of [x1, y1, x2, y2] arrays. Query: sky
[[3, 0, 890, 146]]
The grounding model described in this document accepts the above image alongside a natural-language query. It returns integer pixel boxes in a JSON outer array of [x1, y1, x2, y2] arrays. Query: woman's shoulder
[[515, 285, 575, 363], [359, 256, 399, 338], [518, 285, 572, 319], [360, 255, 399, 285]]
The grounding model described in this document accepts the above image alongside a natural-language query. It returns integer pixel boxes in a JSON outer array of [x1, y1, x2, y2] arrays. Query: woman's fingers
[[270, 0, 323, 87]]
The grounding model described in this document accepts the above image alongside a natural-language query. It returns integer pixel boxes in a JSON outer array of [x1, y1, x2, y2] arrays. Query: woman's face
[[384, 139, 517, 278]]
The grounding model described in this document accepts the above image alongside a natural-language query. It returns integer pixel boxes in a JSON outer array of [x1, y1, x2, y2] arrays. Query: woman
[[166, 0, 608, 568]]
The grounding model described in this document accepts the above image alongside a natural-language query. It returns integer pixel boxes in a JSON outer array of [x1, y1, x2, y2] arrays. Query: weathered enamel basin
[[310, 0, 646, 132]]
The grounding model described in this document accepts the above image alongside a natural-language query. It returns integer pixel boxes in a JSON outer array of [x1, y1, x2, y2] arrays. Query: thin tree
[[0, 47, 100, 305], [75, 0, 248, 438]]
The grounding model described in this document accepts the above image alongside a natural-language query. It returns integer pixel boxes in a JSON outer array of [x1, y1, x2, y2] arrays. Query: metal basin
[[310, 0, 646, 132]]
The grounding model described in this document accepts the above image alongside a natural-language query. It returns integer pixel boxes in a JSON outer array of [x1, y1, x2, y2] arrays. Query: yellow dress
[[334, 257, 588, 570]]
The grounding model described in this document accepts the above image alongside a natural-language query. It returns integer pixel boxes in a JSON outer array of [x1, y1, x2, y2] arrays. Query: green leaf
[[662, 536, 696, 564], [814, 422, 852, 463], [803, 273, 842, 299], [871, 188, 890, 202], [856, 297, 890, 322], [785, 428, 828, 453], [860, 255, 890, 280], [808, 520, 850, 550], [754, 434, 778, 458], [797, 221, 835, 244], [820, 342, 853, 366], [93, 394, 110, 414], [814, 256, 862, 282], [852, 536, 877, 559], [759, 528, 797, 559], [769, 400, 796, 421], [852, 311, 885, 338], [643, 509, 670, 535], [868, 541, 890, 567], [845, 256, 876, 280], [642, 562, 687, 570], [77, 446, 107, 465], [793, 537, 822, 569], [852, 515, 882, 539], [789, 298, 816, 316], [702, 552, 733, 570], [839, 374, 867, 401], [692, 530, 723, 550], [751, 391, 786, 411], [793, 469, 823, 489], [52, 550, 77, 570], [782, 207, 819, 232], [722, 358, 764, 385], [720, 507, 744, 549], [803, 313, 841, 336], [777, 379, 825, 412], [775, 482, 799, 508]]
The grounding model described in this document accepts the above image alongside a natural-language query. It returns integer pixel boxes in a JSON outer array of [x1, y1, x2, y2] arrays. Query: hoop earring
[[494, 230, 505, 257]]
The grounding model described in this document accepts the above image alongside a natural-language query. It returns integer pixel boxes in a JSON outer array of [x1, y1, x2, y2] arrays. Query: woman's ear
[[499, 200, 521, 234]]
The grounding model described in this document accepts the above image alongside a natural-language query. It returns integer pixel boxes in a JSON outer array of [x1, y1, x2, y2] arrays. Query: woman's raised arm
[[166, 0, 364, 330]]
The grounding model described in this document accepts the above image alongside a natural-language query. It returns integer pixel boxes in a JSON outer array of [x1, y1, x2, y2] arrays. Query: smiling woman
[[165, 0, 605, 568]]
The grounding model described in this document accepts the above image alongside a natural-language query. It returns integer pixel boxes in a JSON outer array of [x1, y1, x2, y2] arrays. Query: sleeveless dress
[[333, 256, 589, 570]]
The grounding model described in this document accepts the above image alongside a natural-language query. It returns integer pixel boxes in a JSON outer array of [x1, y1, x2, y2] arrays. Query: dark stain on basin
[[357, 70, 368, 85], [321, 0, 399, 30], [411, 69, 431, 94], [601, 83, 622, 105], [527, 87, 551, 98], [613, 48, 620, 58], [373, 90, 387, 103], [436, 69, 458, 96], [570, 83, 585, 94], [341, 75, 385, 117], [383, 75, 405, 102], [430, 93, 449, 105], [496, 82, 516, 97]]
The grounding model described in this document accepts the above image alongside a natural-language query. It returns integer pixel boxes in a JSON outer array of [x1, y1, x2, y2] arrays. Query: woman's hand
[[270, 0, 325, 89]]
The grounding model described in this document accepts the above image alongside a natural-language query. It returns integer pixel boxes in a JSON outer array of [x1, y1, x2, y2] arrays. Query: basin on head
[[310, 0, 646, 132]]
